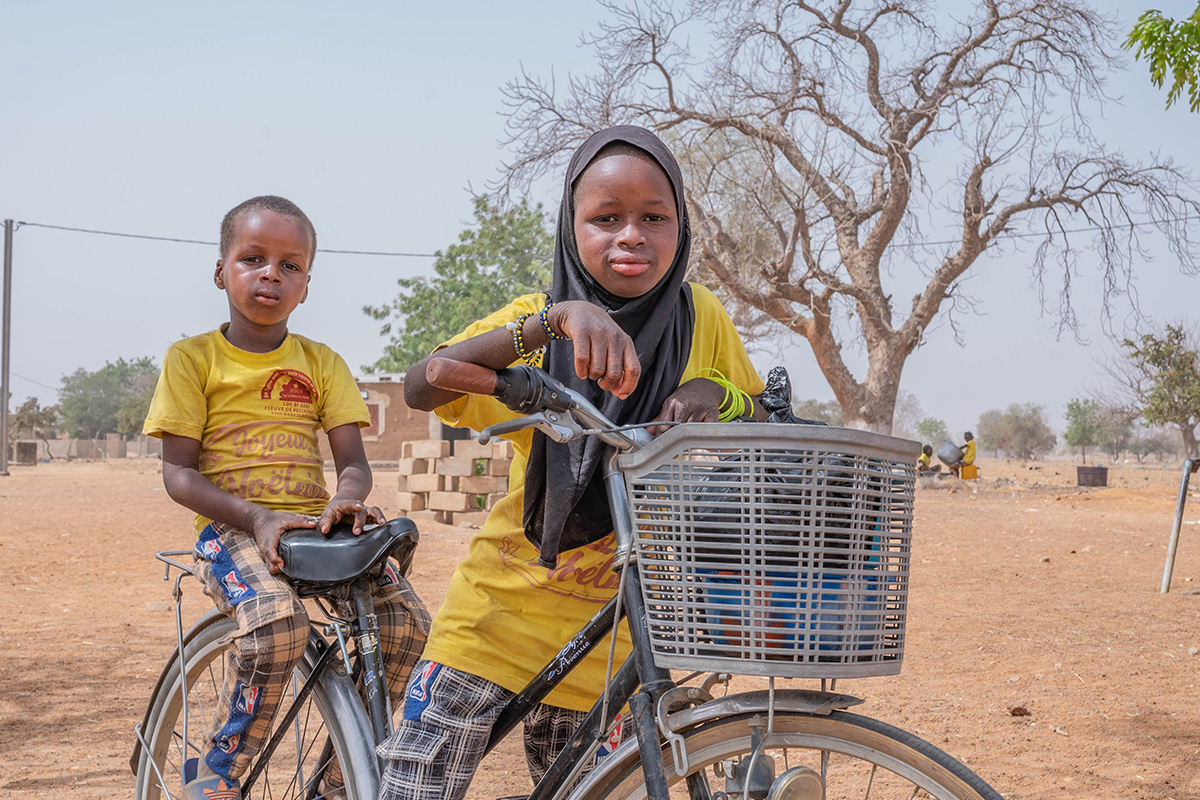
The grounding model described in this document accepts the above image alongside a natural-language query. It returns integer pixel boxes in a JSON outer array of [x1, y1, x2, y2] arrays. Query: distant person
[[918, 444, 941, 474], [951, 431, 977, 477], [142, 195, 429, 800]]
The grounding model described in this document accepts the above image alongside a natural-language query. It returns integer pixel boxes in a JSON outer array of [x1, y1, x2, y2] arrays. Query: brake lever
[[476, 409, 586, 444]]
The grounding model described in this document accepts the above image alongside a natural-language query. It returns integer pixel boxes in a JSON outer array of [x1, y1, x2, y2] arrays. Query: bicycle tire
[[134, 613, 380, 800], [569, 710, 1003, 800]]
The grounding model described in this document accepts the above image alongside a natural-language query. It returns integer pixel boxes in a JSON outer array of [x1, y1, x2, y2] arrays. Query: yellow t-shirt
[[423, 286, 765, 710], [962, 440, 977, 465], [917, 452, 931, 468], [143, 325, 370, 535]]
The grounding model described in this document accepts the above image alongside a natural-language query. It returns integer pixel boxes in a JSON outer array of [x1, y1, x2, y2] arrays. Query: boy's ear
[[300, 274, 310, 304], [214, 260, 226, 290]]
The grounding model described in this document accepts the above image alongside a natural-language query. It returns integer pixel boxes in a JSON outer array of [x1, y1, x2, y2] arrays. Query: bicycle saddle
[[278, 517, 418, 590]]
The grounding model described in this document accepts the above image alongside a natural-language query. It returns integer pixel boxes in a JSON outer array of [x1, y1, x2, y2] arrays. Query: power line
[[10, 370, 57, 391], [14, 220, 437, 258], [17, 213, 1197, 257]]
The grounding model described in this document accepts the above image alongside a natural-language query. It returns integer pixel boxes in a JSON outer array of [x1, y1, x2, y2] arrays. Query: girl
[[378, 126, 765, 800]]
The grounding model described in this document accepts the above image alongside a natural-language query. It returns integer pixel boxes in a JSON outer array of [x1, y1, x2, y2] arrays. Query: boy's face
[[214, 209, 313, 334], [572, 153, 679, 298]]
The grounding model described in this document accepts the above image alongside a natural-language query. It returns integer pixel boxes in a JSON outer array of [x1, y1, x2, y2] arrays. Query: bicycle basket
[[618, 422, 918, 679]]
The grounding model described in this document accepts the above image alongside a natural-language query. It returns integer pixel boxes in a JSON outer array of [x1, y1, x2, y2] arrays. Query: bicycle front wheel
[[134, 613, 379, 800], [572, 710, 1003, 800]]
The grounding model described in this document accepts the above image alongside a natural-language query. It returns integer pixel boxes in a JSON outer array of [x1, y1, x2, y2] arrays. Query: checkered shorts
[[377, 662, 611, 800], [193, 522, 430, 780]]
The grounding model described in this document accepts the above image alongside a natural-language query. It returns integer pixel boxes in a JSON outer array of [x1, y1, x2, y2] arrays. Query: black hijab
[[523, 125, 695, 568]]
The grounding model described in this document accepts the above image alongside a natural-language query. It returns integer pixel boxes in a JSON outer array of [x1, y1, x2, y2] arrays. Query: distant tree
[[792, 398, 843, 426], [58, 357, 159, 440], [501, 0, 1200, 432], [890, 390, 922, 440], [364, 197, 553, 373], [1064, 398, 1104, 464], [1129, 428, 1179, 464], [977, 404, 1056, 460], [1096, 402, 1138, 462], [915, 417, 949, 448], [1125, 4, 1200, 112], [1117, 324, 1200, 459], [10, 397, 60, 459]]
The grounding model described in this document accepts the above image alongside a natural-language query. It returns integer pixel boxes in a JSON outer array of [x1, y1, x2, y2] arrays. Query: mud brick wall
[[396, 438, 514, 527]]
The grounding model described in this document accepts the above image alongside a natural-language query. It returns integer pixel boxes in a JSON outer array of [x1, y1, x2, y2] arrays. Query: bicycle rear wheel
[[571, 710, 1003, 800], [134, 613, 379, 800]]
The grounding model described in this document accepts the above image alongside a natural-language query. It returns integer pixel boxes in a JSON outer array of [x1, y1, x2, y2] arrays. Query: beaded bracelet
[[539, 300, 566, 340], [506, 313, 539, 363]]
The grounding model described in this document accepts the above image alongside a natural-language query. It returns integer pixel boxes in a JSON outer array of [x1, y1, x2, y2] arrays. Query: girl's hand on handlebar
[[551, 301, 641, 399], [248, 508, 318, 574], [318, 495, 386, 536], [646, 377, 725, 436]]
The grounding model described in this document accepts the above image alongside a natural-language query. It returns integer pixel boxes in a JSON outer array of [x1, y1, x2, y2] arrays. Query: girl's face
[[572, 152, 679, 298]]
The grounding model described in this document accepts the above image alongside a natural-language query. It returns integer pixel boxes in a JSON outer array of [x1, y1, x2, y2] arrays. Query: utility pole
[[0, 219, 12, 475]]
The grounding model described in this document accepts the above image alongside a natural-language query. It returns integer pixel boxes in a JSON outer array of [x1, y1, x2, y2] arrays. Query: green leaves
[[1064, 398, 1104, 462], [363, 197, 554, 373], [1121, 324, 1200, 428], [57, 356, 159, 439], [1124, 5, 1200, 112]]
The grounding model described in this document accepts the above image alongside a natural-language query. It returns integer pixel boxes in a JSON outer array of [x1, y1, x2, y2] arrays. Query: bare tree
[[500, 0, 1200, 431]]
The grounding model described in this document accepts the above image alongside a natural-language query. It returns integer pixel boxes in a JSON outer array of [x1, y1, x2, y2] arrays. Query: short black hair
[[219, 195, 317, 263]]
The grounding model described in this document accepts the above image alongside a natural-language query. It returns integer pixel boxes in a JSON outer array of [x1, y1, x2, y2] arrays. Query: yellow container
[[961, 464, 978, 480]]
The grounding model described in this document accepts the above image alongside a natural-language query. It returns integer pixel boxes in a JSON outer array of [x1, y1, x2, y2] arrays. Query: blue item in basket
[[698, 569, 880, 653]]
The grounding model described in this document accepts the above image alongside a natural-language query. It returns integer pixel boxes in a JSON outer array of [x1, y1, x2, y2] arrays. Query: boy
[[143, 195, 428, 800]]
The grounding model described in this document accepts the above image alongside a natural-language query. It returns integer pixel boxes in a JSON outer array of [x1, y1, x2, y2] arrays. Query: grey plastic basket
[[618, 422, 919, 679]]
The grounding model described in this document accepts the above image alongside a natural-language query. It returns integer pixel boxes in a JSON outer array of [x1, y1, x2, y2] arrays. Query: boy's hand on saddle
[[318, 495, 385, 536], [551, 301, 641, 399], [646, 377, 724, 437], [248, 508, 318, 574]]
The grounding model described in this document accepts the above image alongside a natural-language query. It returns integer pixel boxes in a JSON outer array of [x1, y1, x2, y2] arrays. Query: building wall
[[318, 374, 435, 464]]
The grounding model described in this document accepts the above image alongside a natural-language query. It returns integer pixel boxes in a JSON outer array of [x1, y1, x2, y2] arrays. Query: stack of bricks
[[396, 438, 514, 527]]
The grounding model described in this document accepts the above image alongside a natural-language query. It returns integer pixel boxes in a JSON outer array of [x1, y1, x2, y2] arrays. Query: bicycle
[[130, 517, 420, 800], [134, 358, 1005, 800]]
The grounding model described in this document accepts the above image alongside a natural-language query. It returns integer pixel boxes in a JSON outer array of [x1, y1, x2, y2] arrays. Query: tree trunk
[[1180, 425, 1199, 461]]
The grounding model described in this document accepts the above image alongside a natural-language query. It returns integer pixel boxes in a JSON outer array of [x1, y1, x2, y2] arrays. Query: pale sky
[[3, 0, 1197, 439]]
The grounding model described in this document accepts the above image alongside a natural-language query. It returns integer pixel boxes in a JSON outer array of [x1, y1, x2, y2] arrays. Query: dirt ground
[[2, 456, 1200, 799]]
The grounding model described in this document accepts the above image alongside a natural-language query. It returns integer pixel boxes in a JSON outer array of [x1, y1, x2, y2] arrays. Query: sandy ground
[[2, 456, 1199, 799]]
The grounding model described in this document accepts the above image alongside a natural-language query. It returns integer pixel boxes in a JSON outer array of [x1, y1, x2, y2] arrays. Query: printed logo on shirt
[[403, 662, 441, 721], [260, 369, 318, 404], [379, 563, 399, 587], [497, 534, 621, 603]]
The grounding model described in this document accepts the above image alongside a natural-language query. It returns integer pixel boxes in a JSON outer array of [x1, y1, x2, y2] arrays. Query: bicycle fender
[[663, 688, 864, 733], [301, 634, 382, 800], [562, 689, 864, 800]]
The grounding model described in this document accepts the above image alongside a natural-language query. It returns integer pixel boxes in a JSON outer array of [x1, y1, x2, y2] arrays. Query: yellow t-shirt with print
[[422, 285, 765, 711], [143, 325, 370, 535]]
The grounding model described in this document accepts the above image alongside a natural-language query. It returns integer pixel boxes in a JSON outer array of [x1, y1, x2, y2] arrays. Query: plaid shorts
[[377, 662, 613, 800], [193, 522, 431, 780]]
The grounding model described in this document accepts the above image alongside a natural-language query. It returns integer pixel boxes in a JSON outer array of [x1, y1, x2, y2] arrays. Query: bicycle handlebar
[[425, 357, 647, 450]]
